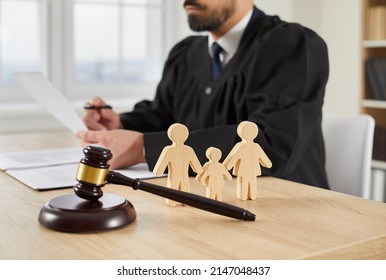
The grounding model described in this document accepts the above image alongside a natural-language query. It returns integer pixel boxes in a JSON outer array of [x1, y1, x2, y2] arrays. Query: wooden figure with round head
[[224, 121, 272, 200], [153, 123, 203, 206]]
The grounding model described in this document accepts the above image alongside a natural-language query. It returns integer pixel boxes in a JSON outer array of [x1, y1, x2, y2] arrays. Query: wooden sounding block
[[39, 145, 136, 232], [153, 123, 203, 206], [224, 121, 272, 200]]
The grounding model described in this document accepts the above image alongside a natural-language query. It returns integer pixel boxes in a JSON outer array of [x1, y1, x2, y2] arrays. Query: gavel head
[[73, 145, 112, 201]]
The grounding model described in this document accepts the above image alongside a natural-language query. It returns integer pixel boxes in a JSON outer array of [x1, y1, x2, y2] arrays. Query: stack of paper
[[0, 147, 157, 191]]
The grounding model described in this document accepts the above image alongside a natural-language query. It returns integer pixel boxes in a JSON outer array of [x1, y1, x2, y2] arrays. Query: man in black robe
[[77, 0, 330, 189]]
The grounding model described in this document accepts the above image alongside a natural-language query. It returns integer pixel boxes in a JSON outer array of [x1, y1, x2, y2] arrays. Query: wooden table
[[1, 130, 386, 260]]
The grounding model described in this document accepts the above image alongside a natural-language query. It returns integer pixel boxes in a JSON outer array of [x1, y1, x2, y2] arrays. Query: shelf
[[363, 40, 386, 48], [362, 99, 386, 108], [372, 160, 386, 170], [364, 1, 386, 177]]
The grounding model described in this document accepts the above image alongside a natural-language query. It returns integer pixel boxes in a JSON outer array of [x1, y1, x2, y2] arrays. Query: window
[[0, 0, 166, 102], [0, 0, 49, 86], [73, 0, 164, 84]]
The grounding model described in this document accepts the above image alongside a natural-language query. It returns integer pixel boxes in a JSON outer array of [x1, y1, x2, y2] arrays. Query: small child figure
[[153, 123, 203, 206], [196, 147, 232, 201], [224, 121, 272, 200]]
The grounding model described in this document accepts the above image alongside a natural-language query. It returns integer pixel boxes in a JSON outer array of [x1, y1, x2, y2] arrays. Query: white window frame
[[0, 0, 183, 133], [0, 0, 51, 102], [63, 0, 166, 100], [0, 0, 168, 100]]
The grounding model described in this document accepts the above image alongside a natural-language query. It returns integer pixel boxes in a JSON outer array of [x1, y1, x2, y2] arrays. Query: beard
[[184, 0, 236, 32]]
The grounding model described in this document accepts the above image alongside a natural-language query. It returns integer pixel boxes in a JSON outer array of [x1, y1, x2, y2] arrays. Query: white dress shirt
[[208, 9, 253, 67]]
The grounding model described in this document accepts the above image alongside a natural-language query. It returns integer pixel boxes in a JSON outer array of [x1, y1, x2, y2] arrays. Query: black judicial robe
[[120, 7, 330, 189]]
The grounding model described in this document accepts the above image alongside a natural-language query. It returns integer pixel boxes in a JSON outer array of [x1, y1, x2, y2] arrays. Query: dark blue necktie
[[212, 42, 222, 80]]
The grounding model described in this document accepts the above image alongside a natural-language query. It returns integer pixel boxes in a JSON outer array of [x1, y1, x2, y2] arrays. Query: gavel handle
[[106, 171, 255, 221]]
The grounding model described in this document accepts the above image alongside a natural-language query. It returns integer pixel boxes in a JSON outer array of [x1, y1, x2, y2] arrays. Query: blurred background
[[0, 0, 361, 132]]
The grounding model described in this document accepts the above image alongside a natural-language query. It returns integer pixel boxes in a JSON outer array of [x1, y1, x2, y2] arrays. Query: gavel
[[74, 145, 255, 221]]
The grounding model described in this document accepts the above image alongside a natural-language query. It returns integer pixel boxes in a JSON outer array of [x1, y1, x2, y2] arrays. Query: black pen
[[84, 104, 112, 110]]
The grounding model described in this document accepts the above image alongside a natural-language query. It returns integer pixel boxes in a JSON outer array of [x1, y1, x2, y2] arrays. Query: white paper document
[[0, 147, 82, 170], [6, 162, 156, 191], [1, 148, 157, 191], [7, 163, 80, 190], [14, 72, 87, 132]]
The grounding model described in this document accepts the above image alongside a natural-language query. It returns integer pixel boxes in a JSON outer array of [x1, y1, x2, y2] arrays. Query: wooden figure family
[[153, 121, 272, 206]]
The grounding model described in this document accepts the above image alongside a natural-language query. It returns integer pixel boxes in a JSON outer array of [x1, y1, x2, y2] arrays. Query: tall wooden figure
[[224, 121, 272, 200], [196, 147, 232, 201], [153, 123, 203, 206]]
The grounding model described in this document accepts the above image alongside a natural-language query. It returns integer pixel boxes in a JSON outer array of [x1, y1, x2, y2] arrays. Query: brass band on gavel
[[76, 162, 109, 186]]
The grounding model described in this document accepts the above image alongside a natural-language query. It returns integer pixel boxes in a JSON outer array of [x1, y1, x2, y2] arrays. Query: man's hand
[[76, 129, 146, 169], [83, 96, 122, 130]]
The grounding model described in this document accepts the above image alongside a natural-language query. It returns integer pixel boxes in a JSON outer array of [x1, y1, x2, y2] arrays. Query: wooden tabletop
[[1, 130, 386, 260]]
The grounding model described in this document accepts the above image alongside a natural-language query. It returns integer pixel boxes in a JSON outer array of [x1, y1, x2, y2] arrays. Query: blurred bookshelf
[[362, 0, 386, 202]]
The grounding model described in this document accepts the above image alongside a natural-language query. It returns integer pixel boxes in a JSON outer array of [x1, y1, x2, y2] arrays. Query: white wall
[[318, 0, 362, 116], [255, 0, 294, 20]]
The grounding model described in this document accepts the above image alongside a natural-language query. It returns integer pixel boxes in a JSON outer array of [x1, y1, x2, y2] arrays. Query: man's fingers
[[76, 131, 100, 144], [99, 107, 116, 120], [90, 96, 105, 106], [83, 111, 109, 130]]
